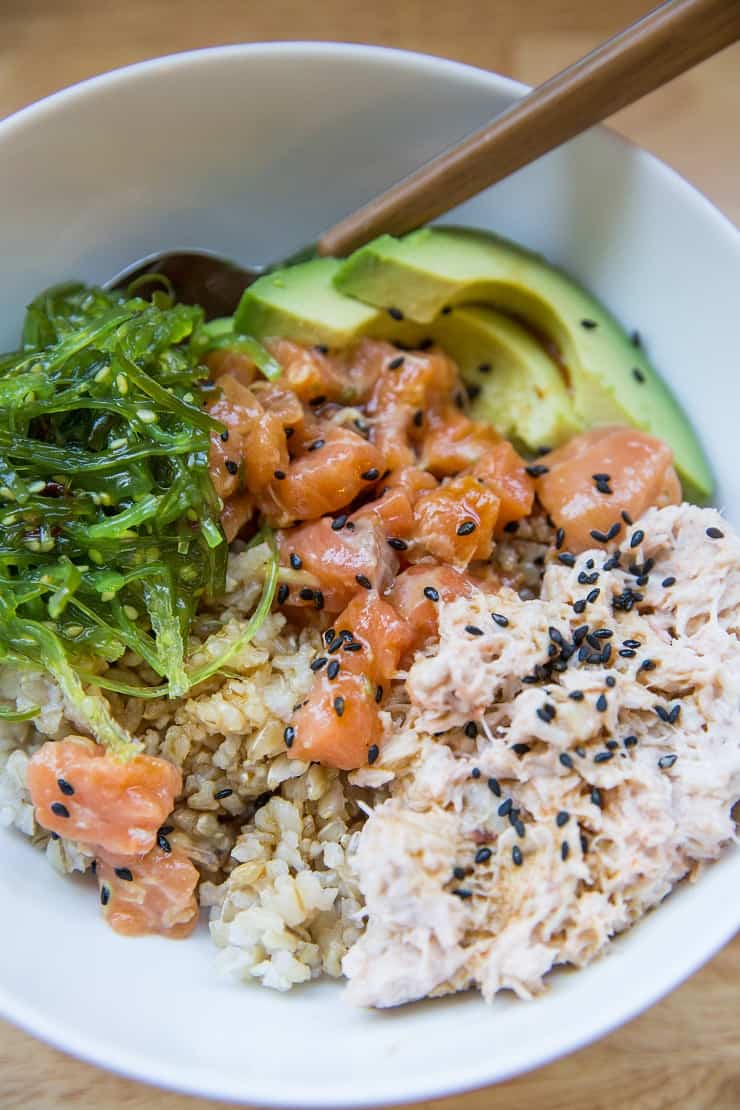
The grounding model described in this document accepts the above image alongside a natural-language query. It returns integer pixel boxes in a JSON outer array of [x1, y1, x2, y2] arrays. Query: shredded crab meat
[[343, 504, 740, 1007]]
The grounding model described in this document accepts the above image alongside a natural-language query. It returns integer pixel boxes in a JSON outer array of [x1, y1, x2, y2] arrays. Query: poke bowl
[[0, 42, 738, 1108]]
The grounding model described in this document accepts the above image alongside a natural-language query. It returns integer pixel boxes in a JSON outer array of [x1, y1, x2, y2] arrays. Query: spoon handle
[[318, 0, 740, 258]]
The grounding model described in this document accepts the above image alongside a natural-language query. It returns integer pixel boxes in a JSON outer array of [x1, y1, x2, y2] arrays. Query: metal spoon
[[109, 0, 739, 316]]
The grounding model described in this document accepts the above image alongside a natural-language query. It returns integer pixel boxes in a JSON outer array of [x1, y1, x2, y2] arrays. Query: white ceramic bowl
[[0, 42, 738, 1108]]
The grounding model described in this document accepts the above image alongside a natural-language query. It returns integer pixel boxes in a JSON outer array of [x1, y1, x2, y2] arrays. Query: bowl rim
[[0, 38, 738, 1109]]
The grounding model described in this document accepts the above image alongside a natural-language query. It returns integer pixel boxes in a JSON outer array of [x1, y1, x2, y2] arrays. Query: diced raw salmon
[[28, 737, 182, 856], [266, 424, 383, 524], [421, 406, 500, 476], [411, 475, 500, 568], [96, 845, 199, 938], [289, 670, 382, 770], [278, 516, 398, 613], [367, 343, 459, 470], [206, 348, 257, 389], [471, 441, 535, 532], [208, 375, 289, 499], [288, 591, 412, 768], [388, 565, 473, 650], [220, 492, 255, 543], [535, 426, 681, 552], [267, 338, 382, 406]]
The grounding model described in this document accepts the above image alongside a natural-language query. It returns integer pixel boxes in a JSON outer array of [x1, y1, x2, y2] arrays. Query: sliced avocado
[[234, 257, 382, 348], [335, 228, 713, 500], [431, 306, 581, 450]]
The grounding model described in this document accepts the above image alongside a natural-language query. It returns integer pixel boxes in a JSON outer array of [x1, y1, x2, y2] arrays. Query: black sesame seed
[[225, 459, 238, 475], [343, 641, 362, 652], [452, 887, 473, 899], [595, 694, 608, 712], [498, 798, 513, 817], [606, 675, 616, 688], [630, 529, 645, 549], [331, 515, 348, 532], [658, 753, 678, 769], [284, 725, 295, 748], [511, 743, 530, 756], [580, 834, 589, 854], [114, 867, 133, 882], [590, 529, 609, 544], [639, 659, 656, 672], [559, 552, 577, 567], [706, 527, 724, 540], [668, 704, 681, 724], [277, 583, 289, 605], [525, 464, 549, 478], [220, 430, 229, 442], [491, 612, 509, 627], [299, 587, 315, 601], [273, 469, 286, 481], [464, 721, 479, 739], [308, 438, 325, 451], [554, 527, 566, 550], [621, 510, 633, 525], [606, 739, 619, 750], [388, 537, 408, 551], [289, 553, 302, 570], [556, 810, 570, 827], [654, 704, 670, 722], [568, 690, 585, 701], [57, 778, 75, 796], [424, 586, 440, 602], [327, 660, 340, 680], [310, 656, 328, 673], [561, 841, 570, 861], [157, 833, 171, 853], [388, 355, 405, 370], [573, 625, 589, 644], [623, 639, 642, 649], [471, 767, 481, 779], [512, 846, 523, 866], [214, 788, 233, 800], [594, 751, 613, 763], [475, 847, 492, 864], [590, 787, 603, 808], [100, 885, 110, 906], [487, 777, 501, 797], [624, 735, 638, 748], [573, 599, 587, 614], [375, 684, 383, 703], [333, 696, 345, 718], [367, 744, 380, 764], [314, 591, 325, 611], [559, 752, 574, 769], [662, 576, 676, 588], [387, 306, 404, 320], [606, 523, 621, 541], [361, 468, 380, 483], [452, 866, 466, 881], [513, 818, 526, 838], [581, 318, 598, 329], [50, 802, 69, 818], [503, 520, 519, 533], [465, 624, 484, 636], [457, 520, 476, 536], [587, 588, 601, 604]]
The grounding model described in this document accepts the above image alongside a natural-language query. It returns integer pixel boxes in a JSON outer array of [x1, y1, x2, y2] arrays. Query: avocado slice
[[335, 228, 713, 500], [234, 257, 381, 348], [431, 306, 581, 450], [235, 256, 580, 450]]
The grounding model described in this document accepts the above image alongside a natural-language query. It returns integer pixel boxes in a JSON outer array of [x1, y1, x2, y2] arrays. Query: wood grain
[[0, 2, 738, 1107], [319, 0, 740, 255]]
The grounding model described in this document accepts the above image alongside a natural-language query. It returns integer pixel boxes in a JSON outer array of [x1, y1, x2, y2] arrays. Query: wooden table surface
[[1, 2, 738, 1107]]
